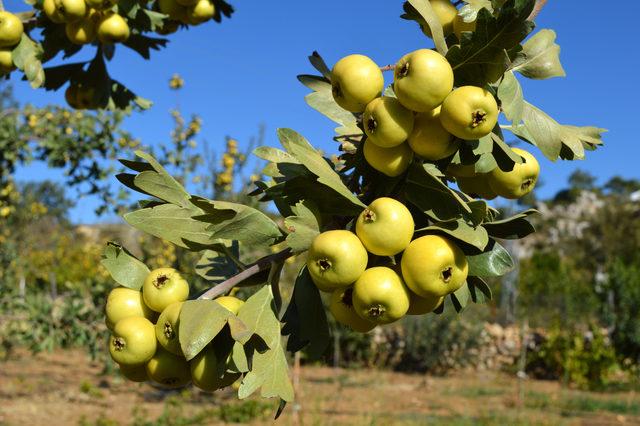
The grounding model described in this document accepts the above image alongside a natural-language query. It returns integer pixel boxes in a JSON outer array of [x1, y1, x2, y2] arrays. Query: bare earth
[[0, 349, 638, 426]]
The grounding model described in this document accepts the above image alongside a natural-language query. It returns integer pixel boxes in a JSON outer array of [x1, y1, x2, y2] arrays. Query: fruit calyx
[[113, 337, 126, 351], [154, 274, 169, 288], [317, 258, 332, 272], [368, 304, 386, 318], [362, 208, 376, 223], [366, 117, 378, 133], [521, 178, 534, 191], [340, 287, 355, 307], [397, 62, 410, 78], [441, 267, 453, 283], [471, 110, 487, 128], [163, 322, 175, 340]]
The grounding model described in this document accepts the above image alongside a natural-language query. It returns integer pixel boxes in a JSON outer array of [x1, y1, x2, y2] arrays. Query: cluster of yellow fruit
[[157, 0, 216, 30], [215, 139, 240, 192], [42, 0, 130, 45], [307, 197, 468, 332], [106, 267, 244, 390], [331, 49, 539, 200], [0, 11, 24, 76]]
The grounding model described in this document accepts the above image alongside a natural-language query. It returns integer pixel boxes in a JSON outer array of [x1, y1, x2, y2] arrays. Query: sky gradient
[[5, 0, 639, 223]]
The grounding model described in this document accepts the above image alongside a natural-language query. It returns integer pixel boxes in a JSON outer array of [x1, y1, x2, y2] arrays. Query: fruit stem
[[380, 64, 395, 72], [197, 248, 294, 300]]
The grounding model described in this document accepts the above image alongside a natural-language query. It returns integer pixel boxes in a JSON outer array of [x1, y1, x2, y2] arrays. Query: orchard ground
[[1, 350, 638, 426]]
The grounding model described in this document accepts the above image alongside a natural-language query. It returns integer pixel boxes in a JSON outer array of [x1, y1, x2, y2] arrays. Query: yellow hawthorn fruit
[[401, 235, 468, 298], [0, 49, 14, 75], [440, 86, 499, 140], [355, 197, 414, 256], [186, 0, 214, 24], [329, 286, 376, 333], [352, 266, 410, 324], [393, 49, 454, 112], [105, 287, 155, 330], [54, 0, 88, 23], [76, 83, 98, 109], [155, 301, 184, 356], [406, 291, 444, 315], [306, 230, 368, 292], [408, 106, 458, 160], [215, 296, 244, 315], [97, 13, 130, 43], [488, 147, 540, 199], [43, 0, 66, 23], [457, 174, 497, 200], [422, 0, 458, 37], [142, 267, 190, 313], [0, 11, 24, 47], [331, 54, 384, 112], [118, 363, 149, 382], [363, 97, 415, 148], [363, 140, 413, 177], [145, 347, 191, 389], [190, 346, 241, 392], [109, 317, 157, 365], [453, 15, 476, 40], [156, 20, 179, 35], [65, 13, 98, 45]]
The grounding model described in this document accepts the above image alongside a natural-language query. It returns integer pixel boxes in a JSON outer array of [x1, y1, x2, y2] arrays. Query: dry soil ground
[[0, 349, 638, 425]]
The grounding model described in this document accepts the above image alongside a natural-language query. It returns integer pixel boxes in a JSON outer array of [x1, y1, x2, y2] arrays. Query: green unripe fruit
[[109, 317, 157, 366], [352, 266, 410, 324], [145, 347, 191, 389], [363, 97, 415, 148], [331, 54, 384, 112], [155, 301, 184, 356], [407, 106, 458, 160], [355, 197, 414, 256], [488, 147, 540, 199], [439, 86, 499, 140], [329, 287, 376, 333]]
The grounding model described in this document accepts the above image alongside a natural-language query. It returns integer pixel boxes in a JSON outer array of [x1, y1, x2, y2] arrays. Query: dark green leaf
[[122, 34, 168, 60], [284, 201, 320, 253], [466, 239, 514, 277], [451, 283, 471, 312], [424, 218, 489, 250], [483, 208, 538, 239]]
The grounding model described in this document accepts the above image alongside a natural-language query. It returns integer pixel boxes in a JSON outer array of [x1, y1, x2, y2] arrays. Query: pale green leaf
[[459, 0, 494, 22], [513, 29, 566, 80], [100, 242, 150, 290], [466, 240, 514, 277], [179, 300, 232, 361], [407, 0, 448, 55], [498, 71, 524, 124]]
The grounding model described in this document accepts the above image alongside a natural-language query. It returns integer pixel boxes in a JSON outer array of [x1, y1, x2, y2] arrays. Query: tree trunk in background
[[19, 275, 26, 299]]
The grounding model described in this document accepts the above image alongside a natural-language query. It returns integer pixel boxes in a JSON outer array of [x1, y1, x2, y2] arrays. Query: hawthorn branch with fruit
[[0, 0, 233, 109], [98, 0, 605, 417]]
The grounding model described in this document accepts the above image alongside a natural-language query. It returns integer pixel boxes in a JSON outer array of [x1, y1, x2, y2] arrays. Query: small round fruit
[[54, 0, 88, 23], [190, 346, 241, 392], [306, 230, 368, 292], [453, 15, 476, 40], [329, 286, 375, 333], [355, 197, 414, 256], [156, 20, 179, 35], [65, 16, 97, 45], [408, 106, 458, 160], [145, 347, 191, 389], [85, 0, 116, 10], [105, 287, 155, 330], [352, 267, 410, 324], [118, 363, 149, 382], [457, 174, 497, 200], [401, 235, 468, 298], [0, 12, 24, 48], [331, 54, 384, 113], [215, 296, 244, 315], [422, 0, 458, 37], [43, 0, 66, 23], [406, 291, 443, 315], [186, 0, 214, 24], [363, 140, 413, 177], [142, 267, 190, 313], [440, 86, 499, 140], [109, 316, 156, 366], [158, 0, 188, 21], [0, 49, 14, 75], [363, 97, 414, 148], [155, 301, 183, 356], [488, 147, 540, 199], [65, 84, 81, 109], [393, 49, 454, 112], [97, 13, 130, 43], [76, 83, 99, 109]]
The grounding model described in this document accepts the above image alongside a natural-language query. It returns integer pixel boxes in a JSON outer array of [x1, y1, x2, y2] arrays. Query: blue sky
[[6, 0, 639, 223]]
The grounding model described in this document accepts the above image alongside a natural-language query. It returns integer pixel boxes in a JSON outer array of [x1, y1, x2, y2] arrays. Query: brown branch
[[528, 0, 548, 21], [197, 248, 293, 300], [380, 64, 395, 72]]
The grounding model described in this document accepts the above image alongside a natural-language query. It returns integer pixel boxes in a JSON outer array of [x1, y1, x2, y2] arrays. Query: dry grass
[[0, 349, 638, 426]]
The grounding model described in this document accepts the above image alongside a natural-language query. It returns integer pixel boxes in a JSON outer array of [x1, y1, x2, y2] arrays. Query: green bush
[[526, 325, 618, 390]]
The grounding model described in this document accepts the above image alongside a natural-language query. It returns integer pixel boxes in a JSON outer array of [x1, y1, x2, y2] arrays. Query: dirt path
[[0, 350, 638, 425]]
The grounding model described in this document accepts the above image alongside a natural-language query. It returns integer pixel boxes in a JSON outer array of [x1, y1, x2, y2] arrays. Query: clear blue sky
[[5, 0, 639, 223]]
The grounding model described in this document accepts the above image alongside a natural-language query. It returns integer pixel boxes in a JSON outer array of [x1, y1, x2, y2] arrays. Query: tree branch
[[528, 0, 548, 21], [197, 248, 293, 300]]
